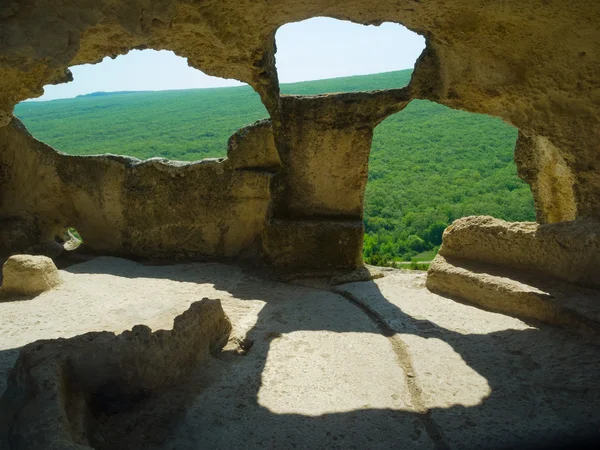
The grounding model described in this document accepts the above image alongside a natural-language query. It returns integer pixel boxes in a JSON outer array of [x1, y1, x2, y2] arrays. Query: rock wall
[[262, 90, 411, 269], [0, 298, 232, 449], [431, 216, 600, 289], [514, 133, 577, 224], [426, 216, 600, 335], [1, 0, 600, 269], [0, 118, 278, 261]]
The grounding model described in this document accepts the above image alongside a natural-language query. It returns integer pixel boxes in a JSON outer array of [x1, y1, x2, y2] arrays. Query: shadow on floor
[[4, 258, 600, 449]]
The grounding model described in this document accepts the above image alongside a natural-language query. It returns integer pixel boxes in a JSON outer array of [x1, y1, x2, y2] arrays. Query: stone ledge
[[426, 254, 600, 343], [438, 216, 600, 289]]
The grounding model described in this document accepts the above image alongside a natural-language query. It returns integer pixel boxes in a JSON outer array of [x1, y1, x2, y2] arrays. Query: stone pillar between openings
[[262, 90, 411, 270]]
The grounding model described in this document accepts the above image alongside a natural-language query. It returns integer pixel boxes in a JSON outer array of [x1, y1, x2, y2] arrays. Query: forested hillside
[[364, 99, 532, 264], [14, 70, 534, 263]]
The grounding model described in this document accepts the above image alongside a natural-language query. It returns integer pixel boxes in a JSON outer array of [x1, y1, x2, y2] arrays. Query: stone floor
[[1, 257, 599, 449]]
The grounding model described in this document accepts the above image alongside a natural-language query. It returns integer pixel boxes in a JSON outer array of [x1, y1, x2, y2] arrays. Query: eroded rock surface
[[0, 118, 277, 261], [426, 216, 600, 336], [0, 254, 61, 296], [434, 216, 600, 288], [1, 0, 599, 269], [0, 297, 231, 449], [1, 0, 600, 446], [1, 258, 599, 449]]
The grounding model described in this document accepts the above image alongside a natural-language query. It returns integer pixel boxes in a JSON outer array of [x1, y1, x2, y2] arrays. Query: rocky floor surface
[[1, 257, 599, 449]]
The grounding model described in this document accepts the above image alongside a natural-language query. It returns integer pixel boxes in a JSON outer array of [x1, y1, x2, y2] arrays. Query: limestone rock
[[0, 213, 41, 255], [270, 91, 410, 221], [0, 118, 274, 261], [1, 0, 600, 270], [514, 133, 576, 224], [1, 254, 61, 296], [0, 0, 598, 222], [261, 218, 364, 270], [225, 119, 280, 171], [426, 254, 600, 342], [426, 216, 600, 336], [435, 216, 600, 289], [0, 91, 409, 269], [0, 298, 232, 449]]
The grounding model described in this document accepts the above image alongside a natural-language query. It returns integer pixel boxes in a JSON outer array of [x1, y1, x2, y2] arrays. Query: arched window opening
[[275, 17, 425, 94], [62, 228, 83, 252], [14, 50, 268, 161], [275, 17, 534, 270], [363, 101, 535, 269]]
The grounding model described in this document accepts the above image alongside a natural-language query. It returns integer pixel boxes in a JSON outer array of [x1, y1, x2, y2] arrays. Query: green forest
[[14, 69, 534, 265]]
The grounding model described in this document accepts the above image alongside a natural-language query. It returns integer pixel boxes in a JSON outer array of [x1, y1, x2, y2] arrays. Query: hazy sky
[[35, 18, 424, 101]]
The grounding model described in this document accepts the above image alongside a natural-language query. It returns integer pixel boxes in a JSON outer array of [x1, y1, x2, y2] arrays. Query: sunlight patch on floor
[[257, 330, 414, 415], [402, 334, 491, 408]]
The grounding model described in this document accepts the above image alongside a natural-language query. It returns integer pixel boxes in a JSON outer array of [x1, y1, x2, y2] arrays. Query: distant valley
[[14, 70, 534, 263]]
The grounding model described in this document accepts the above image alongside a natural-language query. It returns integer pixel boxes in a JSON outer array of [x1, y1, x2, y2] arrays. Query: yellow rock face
[[1, 254, 62, 296], [0, 0, 599, 268]]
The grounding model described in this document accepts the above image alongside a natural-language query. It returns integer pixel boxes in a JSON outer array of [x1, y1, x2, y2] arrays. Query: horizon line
[[21, 68, 413, 103]]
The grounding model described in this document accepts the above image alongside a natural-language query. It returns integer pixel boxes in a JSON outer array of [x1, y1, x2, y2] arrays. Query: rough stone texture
[[427, 255, 600, 342], [0, 254, 61, 296], [433, 216, 600, 289], [0, 90, 412, 268], [259, 91, 409, 269], [271, 90, 410, 220], [1, 258, 599, 449], [0, 118, 276, 261], [426, 216, 600, 332], [2, 0, 600, 445], [0, 213, 40, 256], [226, 119, 281, 171], [515, 133, 577, 224], [262, 218, 364, 269], [0, 297, 231, 450], [0, 0, 599, 220], [0, 0, 599, 269]]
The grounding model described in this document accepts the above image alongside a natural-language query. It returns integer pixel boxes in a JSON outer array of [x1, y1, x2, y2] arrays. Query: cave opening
[[275, 17, 425, 94], [13, 49, 269, 161], [274, 18, 534, 269], [4, 17, 537, 270], [363, 101, 535, 269], [61, 227, 83, 252]]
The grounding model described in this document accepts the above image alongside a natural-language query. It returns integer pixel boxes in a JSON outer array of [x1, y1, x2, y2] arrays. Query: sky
[[34, 18, 425, 101]]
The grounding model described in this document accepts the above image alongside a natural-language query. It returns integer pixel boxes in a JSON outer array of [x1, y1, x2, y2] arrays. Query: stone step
[[426, 255, 600, 343]]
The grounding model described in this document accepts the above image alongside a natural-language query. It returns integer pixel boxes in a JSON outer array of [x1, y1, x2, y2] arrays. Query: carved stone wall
[[0, 118, 278, 260], [0, 298, 232, 449], [1, 0, 599, 268]]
